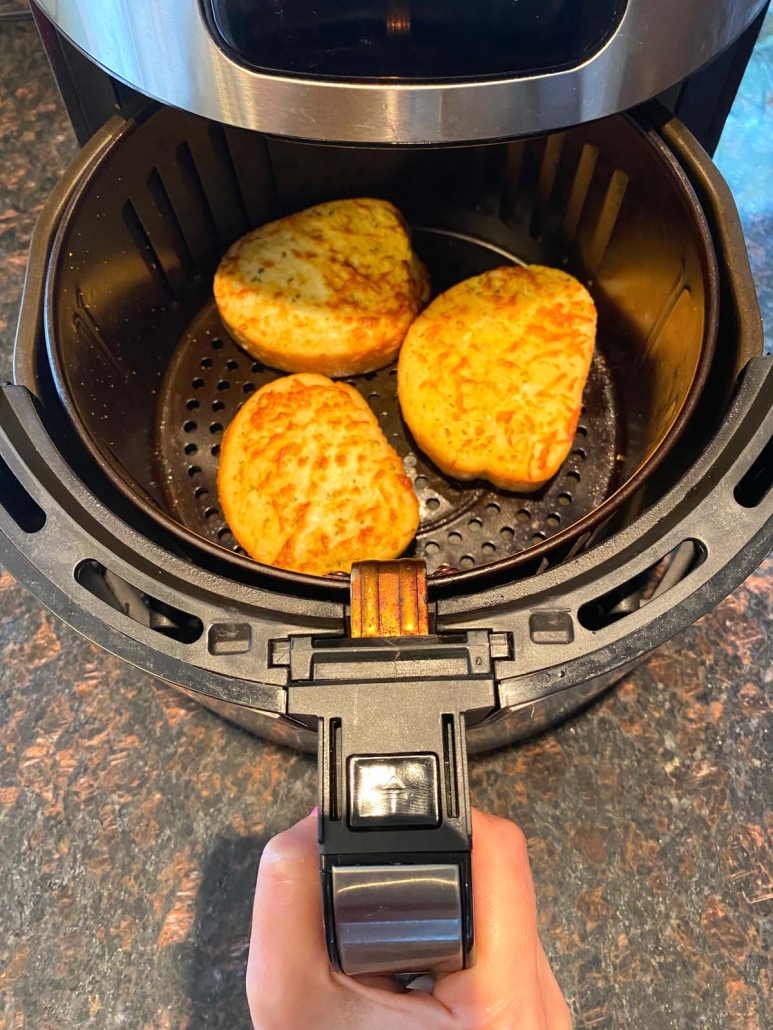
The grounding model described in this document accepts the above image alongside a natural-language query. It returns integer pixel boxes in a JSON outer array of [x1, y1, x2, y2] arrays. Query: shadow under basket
[[45, 104, 717, 596]]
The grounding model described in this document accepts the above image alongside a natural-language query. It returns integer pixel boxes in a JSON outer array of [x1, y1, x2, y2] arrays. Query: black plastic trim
[[438, 357, 773, 709], [658, 112, 765, 373], [0, 385, 343, 713], [0, 105, 769, 725]]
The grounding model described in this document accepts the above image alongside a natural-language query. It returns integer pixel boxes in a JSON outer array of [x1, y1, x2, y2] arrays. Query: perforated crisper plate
[[156, 229, 622, 574]]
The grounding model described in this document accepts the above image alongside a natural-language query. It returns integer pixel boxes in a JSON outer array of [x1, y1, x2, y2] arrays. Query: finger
[[537, 941, 573, 1029], [348, 973, 407, 994], [332, 970, 451, 1030], [248, 814, 329, 992], [434, 809, 547, 1025], [247, 815, 451, 1030]]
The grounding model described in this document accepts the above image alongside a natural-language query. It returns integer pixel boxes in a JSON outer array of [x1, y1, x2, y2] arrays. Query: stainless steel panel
[[331, 863, 463, 975], [34, 0, 766, 143]]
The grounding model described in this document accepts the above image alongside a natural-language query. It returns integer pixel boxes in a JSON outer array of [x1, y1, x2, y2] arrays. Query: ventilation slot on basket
[[585, 169, 629, 274], [75, 559, 203, 643], [578, 540, 705, 631], [73, 287, 124, 376], [530, 133, 565, 238], [222, 127, 279, 227], [146, 167, 196, 278], [734, 434, 773, 508], [0, 455, 46, 533], [499, 142, 525, 223], [562, 143, 599, 246], [122, 199, 175, 301], [176, 141, 220, 248], [207, 124, 250, 231]]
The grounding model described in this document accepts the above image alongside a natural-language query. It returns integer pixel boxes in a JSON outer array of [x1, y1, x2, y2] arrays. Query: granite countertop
[[1, 16, 772, 1030]]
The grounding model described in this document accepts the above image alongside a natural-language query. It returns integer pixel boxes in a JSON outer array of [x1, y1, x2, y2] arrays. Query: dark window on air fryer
[[206, 0, 627, 81]]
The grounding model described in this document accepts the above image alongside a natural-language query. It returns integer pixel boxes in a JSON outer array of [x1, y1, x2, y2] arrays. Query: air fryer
[[1, 0, 773, 980]]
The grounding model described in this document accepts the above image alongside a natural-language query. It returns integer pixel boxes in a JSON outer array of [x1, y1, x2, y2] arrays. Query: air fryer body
[[31, 0, 769, 144], [2, 0, 773, 979], [1, 2, 771, 752], [2, 101, 771, 750]]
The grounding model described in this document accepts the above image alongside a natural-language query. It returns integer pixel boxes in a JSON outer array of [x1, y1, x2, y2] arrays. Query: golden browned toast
[[218, 374, 419, 574], [214, 198, 430, 377], [397, 264, 596, 492]]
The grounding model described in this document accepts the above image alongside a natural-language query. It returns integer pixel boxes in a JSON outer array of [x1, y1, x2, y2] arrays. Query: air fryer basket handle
[[286, 561, 496, 976], [314, 684, 477, 977]]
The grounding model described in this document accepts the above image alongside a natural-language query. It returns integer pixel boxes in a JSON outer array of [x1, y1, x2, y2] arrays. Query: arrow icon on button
[[380, 774, 407, 793]]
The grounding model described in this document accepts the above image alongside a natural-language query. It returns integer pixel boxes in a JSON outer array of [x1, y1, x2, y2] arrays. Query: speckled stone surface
[[1, 18, 772, 1030], [0, 15, 75, 385], [0, 1, 31, 18]]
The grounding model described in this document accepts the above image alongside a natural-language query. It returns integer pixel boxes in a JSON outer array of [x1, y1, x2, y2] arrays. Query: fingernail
[[309, 806, 319, 817]]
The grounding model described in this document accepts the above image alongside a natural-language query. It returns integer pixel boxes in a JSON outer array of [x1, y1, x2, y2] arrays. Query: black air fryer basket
[[2, 102, 773, 976], [42, 106, 722, 594]]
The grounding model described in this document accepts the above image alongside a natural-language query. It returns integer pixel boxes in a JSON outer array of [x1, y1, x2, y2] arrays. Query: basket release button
[[349, 754, 440, 829]]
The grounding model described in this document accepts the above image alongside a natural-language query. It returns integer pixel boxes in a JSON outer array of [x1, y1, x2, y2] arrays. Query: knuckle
[[259, 830, 291, 865], [501, 819, 529, 858], [247, 1003, 285, 1030], [258, 831, 306, 881], [247, 968, 332, 1030]]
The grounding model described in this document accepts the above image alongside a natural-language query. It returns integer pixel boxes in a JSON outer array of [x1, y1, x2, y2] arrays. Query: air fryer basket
[[45, 105, 717, 595]]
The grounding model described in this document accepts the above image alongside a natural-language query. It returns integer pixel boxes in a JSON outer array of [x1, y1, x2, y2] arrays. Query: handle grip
[[326, 857, 468, 976], [287, 560, 496, 976]]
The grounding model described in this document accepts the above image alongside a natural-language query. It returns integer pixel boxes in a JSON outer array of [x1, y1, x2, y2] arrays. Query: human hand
[[247, 807, 571, 1029]]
